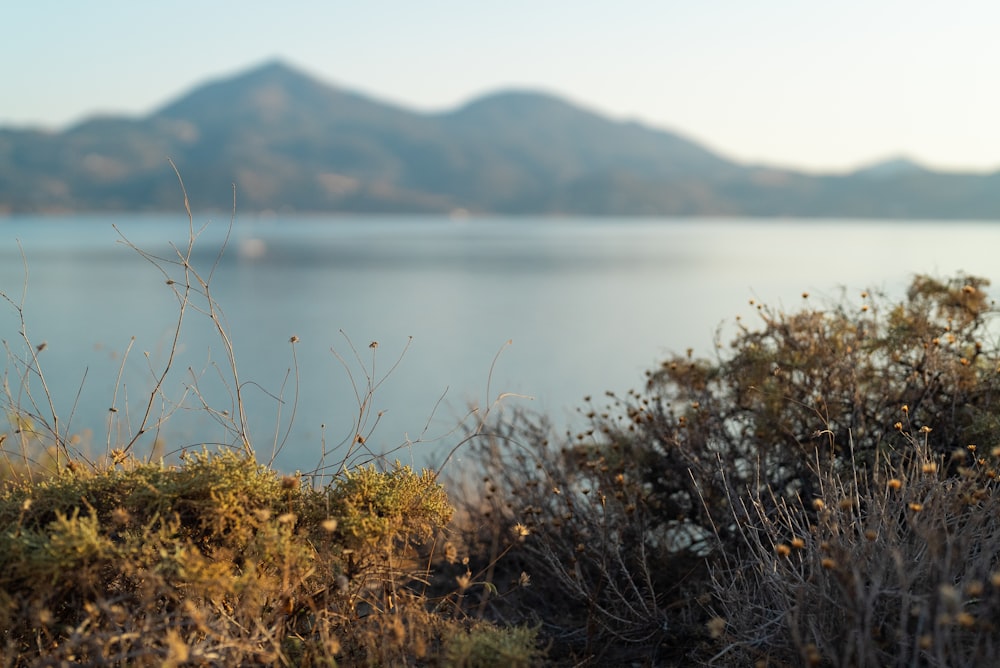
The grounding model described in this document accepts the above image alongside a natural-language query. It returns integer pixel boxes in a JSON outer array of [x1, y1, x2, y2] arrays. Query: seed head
[[966, 580, 984, 597], [111, 507, 131, 527], [706, 616, 727, 639], [511, 523, 531, 541]]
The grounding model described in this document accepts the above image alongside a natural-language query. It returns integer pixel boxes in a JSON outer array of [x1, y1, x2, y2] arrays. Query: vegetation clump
[[460, 273, 1000, 665], [0, 450, 543, 665]]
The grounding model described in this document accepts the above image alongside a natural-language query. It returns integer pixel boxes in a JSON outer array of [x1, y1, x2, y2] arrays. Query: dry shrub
[[460, 274, 1000, 665], [712, 430, 1000, 667]]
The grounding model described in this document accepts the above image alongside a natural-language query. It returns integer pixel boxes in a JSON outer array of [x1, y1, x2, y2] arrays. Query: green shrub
[[444, 623, 544, 668], [0, 447, 513, 665]]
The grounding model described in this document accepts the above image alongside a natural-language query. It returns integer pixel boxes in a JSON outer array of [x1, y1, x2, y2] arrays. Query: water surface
[[0, 215, 994, 472]]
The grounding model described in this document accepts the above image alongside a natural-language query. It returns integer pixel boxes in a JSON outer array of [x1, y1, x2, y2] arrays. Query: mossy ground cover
[[0, 451, 542, 666]]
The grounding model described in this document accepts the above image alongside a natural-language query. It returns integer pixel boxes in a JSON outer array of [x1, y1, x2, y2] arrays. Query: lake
[[0, 214, 996, 474]]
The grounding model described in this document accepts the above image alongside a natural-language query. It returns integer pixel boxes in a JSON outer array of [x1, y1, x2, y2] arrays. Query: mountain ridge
[[2, 61, 998, 217]]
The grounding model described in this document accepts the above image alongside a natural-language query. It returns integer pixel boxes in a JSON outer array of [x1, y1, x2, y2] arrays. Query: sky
[[4, 1, 999, 173]]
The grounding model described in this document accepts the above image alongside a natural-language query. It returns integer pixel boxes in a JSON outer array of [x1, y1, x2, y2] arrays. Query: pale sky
[[4, 1, 999, 172]]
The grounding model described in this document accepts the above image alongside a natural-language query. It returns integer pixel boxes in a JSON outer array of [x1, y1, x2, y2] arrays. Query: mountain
[[852, 156, 929, 179], [2, 60, 999, 217]]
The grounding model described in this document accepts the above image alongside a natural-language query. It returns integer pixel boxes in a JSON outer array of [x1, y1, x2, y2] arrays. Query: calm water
[[0, 215, 996, 473]]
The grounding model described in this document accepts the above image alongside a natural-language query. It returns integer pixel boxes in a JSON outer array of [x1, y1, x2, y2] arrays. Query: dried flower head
[[706, 616, 727, 639], [956, 612, 976, 628], [966, 580, 984, 597], [105, 507, 130, 528], [511, 523, 531, 541]]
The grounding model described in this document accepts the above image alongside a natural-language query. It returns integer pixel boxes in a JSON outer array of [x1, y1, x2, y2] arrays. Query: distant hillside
[[2, 60, 1000, 217]]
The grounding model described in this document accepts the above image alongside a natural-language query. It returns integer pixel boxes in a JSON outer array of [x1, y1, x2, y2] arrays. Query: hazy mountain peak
[[451, 88, 580, 113], [852, 155, 928, 178], [2, 61, 998, 217]]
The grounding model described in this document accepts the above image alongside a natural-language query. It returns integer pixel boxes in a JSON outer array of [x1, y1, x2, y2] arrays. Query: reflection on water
[[0, 215, 995, 472]]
